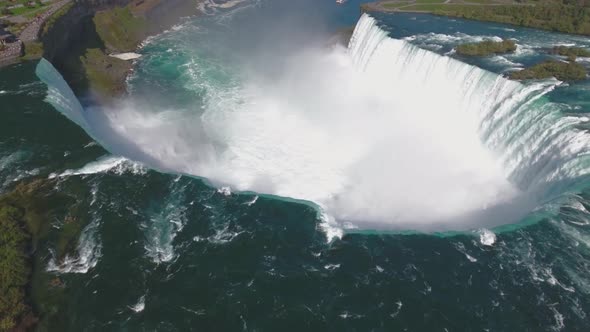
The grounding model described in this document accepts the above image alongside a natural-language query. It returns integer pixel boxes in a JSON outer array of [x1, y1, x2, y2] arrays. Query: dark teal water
[[1, 1, 590, 331]]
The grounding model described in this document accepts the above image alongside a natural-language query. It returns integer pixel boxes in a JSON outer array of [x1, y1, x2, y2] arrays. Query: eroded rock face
[[40, 0, 134, 61], [40, 0, 198, 100], [41, 0, 198, 61]]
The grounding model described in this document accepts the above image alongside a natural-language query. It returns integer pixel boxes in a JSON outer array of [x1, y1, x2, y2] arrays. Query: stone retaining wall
[[0, 40, 23, 65]]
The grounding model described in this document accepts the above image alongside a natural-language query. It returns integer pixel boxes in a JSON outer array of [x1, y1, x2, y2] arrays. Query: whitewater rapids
[[36, 14, 590, 232]]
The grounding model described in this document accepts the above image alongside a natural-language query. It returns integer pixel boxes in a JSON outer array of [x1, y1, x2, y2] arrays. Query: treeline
[[509, 60, 587, 80], [434, 4, 590, 35], [0, 179, 67, 331], [0, 205, 31, 331]]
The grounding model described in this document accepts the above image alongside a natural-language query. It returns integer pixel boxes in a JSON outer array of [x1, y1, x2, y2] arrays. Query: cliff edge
[[37, 0, 199, 102]]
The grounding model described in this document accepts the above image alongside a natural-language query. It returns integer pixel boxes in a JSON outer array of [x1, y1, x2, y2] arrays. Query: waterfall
[[349, 14, 590, 192], [35, 14, 590, 232], [36, 59, 89, 130]]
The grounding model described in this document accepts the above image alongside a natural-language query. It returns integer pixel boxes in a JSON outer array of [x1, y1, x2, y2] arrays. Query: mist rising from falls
[[37, 14, 590, 232]]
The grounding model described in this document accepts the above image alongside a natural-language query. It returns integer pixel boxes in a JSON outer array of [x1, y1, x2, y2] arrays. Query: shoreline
[[361, 1, 532, 14], [361, 1, 590, 37]]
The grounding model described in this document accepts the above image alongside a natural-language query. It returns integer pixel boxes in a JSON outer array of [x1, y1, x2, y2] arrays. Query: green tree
[[0, 205, 30, 331]]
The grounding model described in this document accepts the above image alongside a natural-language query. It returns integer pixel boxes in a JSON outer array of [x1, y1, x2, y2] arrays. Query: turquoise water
[[1, 0, 590, 330]]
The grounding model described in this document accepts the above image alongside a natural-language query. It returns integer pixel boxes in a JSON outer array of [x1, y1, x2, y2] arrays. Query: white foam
[[550, 306, 565, 331], [198, 0, 258, 16], [465, 253, 478, 263], [478, 229, 497, 246], [488, 55, 522, 69], [217, 186, 232, 196], [207, 223, 244, 244], [319, 212, 343, 242], [0, 151, 25, 170], [129, 295, 146, 313], [143, 188, 187, 264], [8, 168, 40, 184], [244, 195, 258, 206], [406, 32, 501, 45], [454, 242, 478, 262], [390, 301, 403, 318], [324, 263, 340, 270], [47, 217, 102, 274], [50, 155, 145, 178], [110, 52, 142, 61], [37, 14, 590, 234]]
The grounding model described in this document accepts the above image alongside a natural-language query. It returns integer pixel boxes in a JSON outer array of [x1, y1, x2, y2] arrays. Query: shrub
[[456, 39, 516, 56], [509, 60, 587, 81], [551, 46, 590, 57]]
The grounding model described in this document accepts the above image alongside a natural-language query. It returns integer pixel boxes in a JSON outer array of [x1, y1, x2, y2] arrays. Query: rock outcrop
[[39, 0, 199, 101]]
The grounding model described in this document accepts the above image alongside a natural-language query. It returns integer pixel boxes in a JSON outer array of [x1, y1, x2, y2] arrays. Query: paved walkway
[[0, 0, 70, 67], [19, 0, 71, 42]]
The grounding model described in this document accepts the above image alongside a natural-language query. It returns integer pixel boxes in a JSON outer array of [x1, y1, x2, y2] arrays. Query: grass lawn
[[9, 4, 47, 16]]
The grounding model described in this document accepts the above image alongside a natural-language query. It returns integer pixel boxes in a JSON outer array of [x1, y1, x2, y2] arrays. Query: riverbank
[[362, 0, 590, 36]]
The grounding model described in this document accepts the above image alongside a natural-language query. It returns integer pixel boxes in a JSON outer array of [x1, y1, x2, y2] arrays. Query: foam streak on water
[[47, 215, 102, 274], [142, 181, 188, 263]]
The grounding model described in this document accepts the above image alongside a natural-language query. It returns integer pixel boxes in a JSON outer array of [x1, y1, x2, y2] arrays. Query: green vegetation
[[551, 45, 590, 58], [509, 60, 587, 81], [380, 0, 505, 11], [80, 48, 131, 99], [41, 2, 74, 36], [22, 41, 43, 60], [0, 0, 54, 17], [9, 2, 46, 16], [456, 39, 516, 56], [0, 179, 83, 331], [56, 214, 83, 257], [93, 6, 147, 52], [0, 205, 31, 331], [0, 179, 54, 331], [3, 21, 26, 36], [370, 1, 590, 36], [40, 4, 137, 100], [434, 4, 590, 36], [67, 4, 148, 98], [1, 7, 13, 16]]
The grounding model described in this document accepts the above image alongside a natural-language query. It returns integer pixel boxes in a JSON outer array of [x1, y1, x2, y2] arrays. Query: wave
[[404, 32, 502, 46], [47, 215, 102, 274], [129, 295, 146, 313], [49, 155, 146, 178], [36, 14, 590, 235], [142, 181, 188, 263]]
